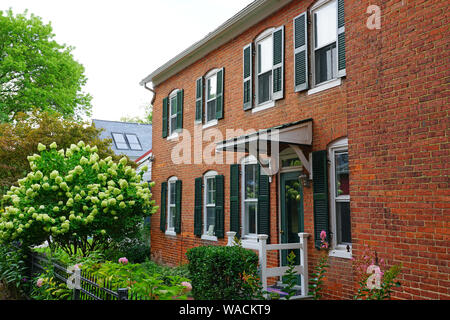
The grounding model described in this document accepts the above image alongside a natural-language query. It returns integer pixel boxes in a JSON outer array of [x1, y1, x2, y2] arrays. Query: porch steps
[[267, 285, 313, 300]]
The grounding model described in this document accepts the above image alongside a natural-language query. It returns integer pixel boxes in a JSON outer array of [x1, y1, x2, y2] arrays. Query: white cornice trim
[[140, 0, 293, 87]]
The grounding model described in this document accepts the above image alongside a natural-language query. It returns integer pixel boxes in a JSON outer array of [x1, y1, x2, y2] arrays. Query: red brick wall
[[148, 0, 449, 299], [345, 0, 449, 300]]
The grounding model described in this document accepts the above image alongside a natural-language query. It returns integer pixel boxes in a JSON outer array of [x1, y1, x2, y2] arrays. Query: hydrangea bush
[[0, 141, 157, 255]]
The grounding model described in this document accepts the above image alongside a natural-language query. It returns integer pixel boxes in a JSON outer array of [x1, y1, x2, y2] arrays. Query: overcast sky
[[1, 0, 254, 122]]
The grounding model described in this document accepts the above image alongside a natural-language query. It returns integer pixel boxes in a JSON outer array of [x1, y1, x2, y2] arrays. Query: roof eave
[[140, 0, 293, 87]]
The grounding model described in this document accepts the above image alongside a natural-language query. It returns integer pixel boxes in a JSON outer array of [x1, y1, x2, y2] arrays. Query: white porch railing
[[226, 231, 309, 297]]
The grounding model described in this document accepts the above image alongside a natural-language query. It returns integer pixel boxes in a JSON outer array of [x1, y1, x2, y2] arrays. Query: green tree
[[0, 9, 92, 123], [120, 104, 153, 124], [0, 110, 131, 198]]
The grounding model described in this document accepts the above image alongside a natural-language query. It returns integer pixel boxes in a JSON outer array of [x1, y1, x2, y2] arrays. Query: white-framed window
[[255, 28, 274, 106], [328, 137, 351, 258], [203, 170, 218, 239], [311, 0, 338, 86], [166, 176, 178, 234], [241, 155, 258, 238], [169, 90, 179, 136], [205, 70, 218, 125]]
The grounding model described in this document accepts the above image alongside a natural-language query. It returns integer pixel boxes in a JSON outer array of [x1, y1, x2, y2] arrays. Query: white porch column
[[226, 231, 237, 246], [298, 232, 310, 296], [257, 234, 269, 293]]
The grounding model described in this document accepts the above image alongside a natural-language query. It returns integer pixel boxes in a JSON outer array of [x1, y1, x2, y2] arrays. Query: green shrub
[[0, 243, 30, 298], [186, 245, 259, 300]]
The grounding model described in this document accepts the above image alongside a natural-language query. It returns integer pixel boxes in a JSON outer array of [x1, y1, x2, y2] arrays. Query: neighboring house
[[92, 119, 152, 179], [135, 149, 153, 182], [140, 0, 448, 300]]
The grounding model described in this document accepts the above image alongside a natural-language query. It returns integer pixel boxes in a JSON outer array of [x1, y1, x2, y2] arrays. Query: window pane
[[206, 207, 215, 235], [112, 133, 129, 149], [206, 100, 216, 122], [315, 43, 337, 84], [258, 71, 272, 104], [170, 96, 177, 115], [207, 74, 217, 100], [258, 36, 273, 74], [169, 182, 176, 205], [245, 202, 257, 234], [125, 134, 142, 150], [335, 151, 349, 196], [206, 177, 216, 205], [336, 201, 351, 244], [245, 164, 258, 199], [314, 0, 337, 48], [169, 207, 176, 229], [282, 157, 302, 168], [170, 116, 177, 134]]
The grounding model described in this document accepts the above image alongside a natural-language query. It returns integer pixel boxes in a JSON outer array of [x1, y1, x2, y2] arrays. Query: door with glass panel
[[280, 171, 304, 284]]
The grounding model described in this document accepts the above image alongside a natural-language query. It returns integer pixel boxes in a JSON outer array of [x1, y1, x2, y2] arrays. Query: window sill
[[165, 230, 177, 237], [201, 234, 218, 241], [202, 119, 218, 129], [166, 132, 179, 141], [328, 247, 352, 259], [252, 100, 275, 113], [308, 78, 342, 95]]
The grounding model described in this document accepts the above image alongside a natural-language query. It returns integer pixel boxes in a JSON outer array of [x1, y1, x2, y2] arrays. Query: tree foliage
[[0, 141, 157, 255], [0, 9, 92, 123], [0, 110, 130, 197]]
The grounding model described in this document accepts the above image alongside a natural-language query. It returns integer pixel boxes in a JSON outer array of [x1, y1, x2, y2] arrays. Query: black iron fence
[[29, 251, 133, 300]]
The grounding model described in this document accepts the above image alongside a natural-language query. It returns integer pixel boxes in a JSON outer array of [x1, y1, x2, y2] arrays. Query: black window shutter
[[242, 43, 253, 110], [312, 150, 329, 249], [175, 180, 182, 234], [160, 182, 167, 231], [194, 177, 203, 236], [216, 68, 224, 120], [162, 97, 168, 138], [337, 0, 346, 77], [257, 165, 271, 243], [293, 12, 308, 92], [215, 175, 225, 238], [229, 164, 240, 238], [195, 78, 203, 122], [176, 89, 184, 130]]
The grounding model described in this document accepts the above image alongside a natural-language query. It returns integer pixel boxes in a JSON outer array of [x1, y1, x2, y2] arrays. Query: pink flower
[[320, 230, 327, 240], [118, 257, 128, 265], [74, 263, 82, 269], [36, 278, 44, 287], [321, 242, 329, 249], [181, 281, 192, 293]]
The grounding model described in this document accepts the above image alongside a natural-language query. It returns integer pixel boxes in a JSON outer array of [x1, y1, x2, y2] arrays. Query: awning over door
[[216, 118, 313, 177]]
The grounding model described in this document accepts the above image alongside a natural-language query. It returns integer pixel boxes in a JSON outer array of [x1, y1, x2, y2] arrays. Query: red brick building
[[140, 0, 449, 299]]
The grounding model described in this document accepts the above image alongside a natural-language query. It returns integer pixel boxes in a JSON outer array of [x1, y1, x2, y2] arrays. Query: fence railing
[[226, 231, 310, 298], [29, 251, 131, 300]]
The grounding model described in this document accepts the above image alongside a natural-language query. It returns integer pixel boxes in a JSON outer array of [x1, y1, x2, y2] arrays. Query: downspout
[[143, 81, 156, 105]]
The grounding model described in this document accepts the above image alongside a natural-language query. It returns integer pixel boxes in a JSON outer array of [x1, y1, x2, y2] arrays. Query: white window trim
[[166, 176, 178, 235], [204, 69, 219, 126], [202, 170, 218, 241], [328, 137, 352, 259], [308, 77, 341, 95], [241, 155, 259, 241], [251, 100, 275, 113], [310, 0, 339, 88], [255, 28, 275, 107], [168, 89, 179, 136]]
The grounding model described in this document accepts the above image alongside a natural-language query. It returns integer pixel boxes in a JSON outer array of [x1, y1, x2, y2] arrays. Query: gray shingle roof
[[92, 119, 152, 160]]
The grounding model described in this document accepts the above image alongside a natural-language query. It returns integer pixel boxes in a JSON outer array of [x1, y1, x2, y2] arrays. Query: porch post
[[298, 232, 309, 296], [226, 231, 236, 246], [257, 234, 269, 294]]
